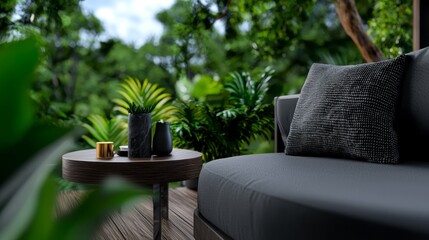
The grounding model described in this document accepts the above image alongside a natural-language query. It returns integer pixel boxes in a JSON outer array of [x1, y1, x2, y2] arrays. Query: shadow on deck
[[56, 187, 197, 239]]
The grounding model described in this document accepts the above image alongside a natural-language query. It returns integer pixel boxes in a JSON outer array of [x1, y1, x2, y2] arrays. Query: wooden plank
[[95, 216, 127, 240], [56, 188, 197, 240]]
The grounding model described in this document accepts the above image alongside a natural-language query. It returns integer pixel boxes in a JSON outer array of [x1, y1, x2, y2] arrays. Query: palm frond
[[127, 102, 155, 114], [82, 115, 128, 150], [113, 77, 176, 123], [225, 69, 273, 110], [216, 108, 244, 120], [85, 115, 109, 140]]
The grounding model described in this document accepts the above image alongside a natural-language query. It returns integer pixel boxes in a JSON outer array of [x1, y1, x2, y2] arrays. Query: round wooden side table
[[62, 148, 202, 240]]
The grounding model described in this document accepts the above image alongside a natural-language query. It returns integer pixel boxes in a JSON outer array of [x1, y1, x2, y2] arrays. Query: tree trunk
[[335, 0, 384, 62]]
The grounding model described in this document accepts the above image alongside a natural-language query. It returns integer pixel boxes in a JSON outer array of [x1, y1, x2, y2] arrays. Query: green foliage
[[175, 74, 224, 102], [2, 0, 414, 157], [0, 39, 38, 150], [5, 0, 109, 124], [318, 49, 362, 65], [172, 69, 274, 162], [225, 68, 272, 110], [113, 77, 176, 123], [0, 38, 148, 240], [15, 176, 146, 240], [171, 101, 213, 160], [126, 102, 155, 114], [47, 178, 146, 240], [236, 0, 316, 59], [0, 0, 17, 40], [81, 77, 177, 149], [5, 0, 410, 135], [82, 115, 128, 150], [367, 0, 413, 58]]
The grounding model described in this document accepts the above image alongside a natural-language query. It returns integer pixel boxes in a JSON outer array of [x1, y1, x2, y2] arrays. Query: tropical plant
[[224, 69, 272, 112], [172, 69, 274, 162], [113, 77, 176, 124], [171, 101, 218, 161], [81, 115, 128, 150], [220, 69, 274, 141], [126, 102, 155, 114], [81, 77, 177, 150]]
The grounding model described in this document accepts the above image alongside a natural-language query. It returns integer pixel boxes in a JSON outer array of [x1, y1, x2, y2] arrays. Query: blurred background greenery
[[0, 0, 412, 239], [0, 0, 412, 130]]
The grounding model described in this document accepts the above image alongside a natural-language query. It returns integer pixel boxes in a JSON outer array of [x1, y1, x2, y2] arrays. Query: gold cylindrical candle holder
[[96, 142, 114, 159]]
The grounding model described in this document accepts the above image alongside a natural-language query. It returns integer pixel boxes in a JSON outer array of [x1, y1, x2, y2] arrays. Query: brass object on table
[[96, 142, 114, 159]]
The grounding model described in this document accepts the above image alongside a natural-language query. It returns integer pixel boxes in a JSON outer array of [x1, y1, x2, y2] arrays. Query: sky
[[81, 0, 175, 47]]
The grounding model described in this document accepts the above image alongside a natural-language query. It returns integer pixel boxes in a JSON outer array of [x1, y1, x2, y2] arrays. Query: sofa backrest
[[274, 95, 299, 152], [275, 47, 429, 160], [398, 47, 429, 160]]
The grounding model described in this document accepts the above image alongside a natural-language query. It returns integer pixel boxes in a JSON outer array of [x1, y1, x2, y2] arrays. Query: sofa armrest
[[274, 94, 300, 153]]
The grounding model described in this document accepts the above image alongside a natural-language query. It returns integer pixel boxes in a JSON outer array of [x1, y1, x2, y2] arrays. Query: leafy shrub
[[172, 69, 274, 162]]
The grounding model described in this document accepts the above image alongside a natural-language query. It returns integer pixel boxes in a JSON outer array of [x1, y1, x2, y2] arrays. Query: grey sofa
[[194, 47, 429, 240]]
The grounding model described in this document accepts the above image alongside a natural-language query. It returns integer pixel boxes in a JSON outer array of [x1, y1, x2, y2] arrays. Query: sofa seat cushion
[[198, 153, 429, 240]]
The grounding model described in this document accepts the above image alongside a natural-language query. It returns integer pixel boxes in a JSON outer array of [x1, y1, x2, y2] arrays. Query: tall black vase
[[152, 121, 173, 156], [128, 113, 152, 158]]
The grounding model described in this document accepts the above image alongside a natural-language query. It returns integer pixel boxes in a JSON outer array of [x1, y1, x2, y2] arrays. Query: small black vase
[[152, 121, 173, 156], [128, 113, 152, 158]]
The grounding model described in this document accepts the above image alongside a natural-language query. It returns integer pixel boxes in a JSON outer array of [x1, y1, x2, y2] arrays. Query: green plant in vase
[[82, 77, 176, 157], [126, 102, 156, 114], [114, 77, 176, 158], [113, 77, 176, 124], [126, 102, 154, 158]]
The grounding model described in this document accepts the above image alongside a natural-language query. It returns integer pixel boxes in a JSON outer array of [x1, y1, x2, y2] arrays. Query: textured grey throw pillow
[[285, 55, 409, 164]]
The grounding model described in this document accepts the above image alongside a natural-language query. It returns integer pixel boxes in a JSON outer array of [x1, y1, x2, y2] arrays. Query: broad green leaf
[[18, 175, 56, 240], [0, 39, 39, 150], [192, 75, 223, 101], [0, 131, 75, 240]]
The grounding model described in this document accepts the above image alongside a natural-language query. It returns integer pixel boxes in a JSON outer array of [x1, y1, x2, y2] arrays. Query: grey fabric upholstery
[[398, 47, 429, 160], [285, 55, 409, 164], [198, 154, 429, 240], [197, 47, 429, 240], [274, 95, 299, 152]]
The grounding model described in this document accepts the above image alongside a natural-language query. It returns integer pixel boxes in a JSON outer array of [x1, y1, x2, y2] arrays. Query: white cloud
[[83, 0, 175, 47]]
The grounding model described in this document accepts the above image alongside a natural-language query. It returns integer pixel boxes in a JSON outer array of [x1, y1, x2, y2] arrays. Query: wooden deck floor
[[56, 187, 197, 240]]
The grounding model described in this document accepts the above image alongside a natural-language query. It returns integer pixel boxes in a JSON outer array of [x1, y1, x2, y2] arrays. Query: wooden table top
[[62, 148, 202, 185]]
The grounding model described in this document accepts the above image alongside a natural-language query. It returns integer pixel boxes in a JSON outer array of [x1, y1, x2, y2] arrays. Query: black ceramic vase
[[128, 113, 152, 158], [152, 121, 173, 156]]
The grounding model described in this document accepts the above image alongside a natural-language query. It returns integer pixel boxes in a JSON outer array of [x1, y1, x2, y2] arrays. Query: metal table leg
[[153, 184, 161, 240], [153, 183, 169, 240], [161, 183, 169, 219]]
